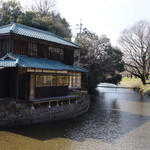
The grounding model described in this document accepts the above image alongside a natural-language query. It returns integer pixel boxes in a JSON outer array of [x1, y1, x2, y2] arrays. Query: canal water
[[0, 83, 150, 150]]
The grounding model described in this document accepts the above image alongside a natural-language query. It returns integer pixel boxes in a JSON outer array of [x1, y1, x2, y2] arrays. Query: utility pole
[[75, 20, 83, 66], [76, 19, 83, 37]]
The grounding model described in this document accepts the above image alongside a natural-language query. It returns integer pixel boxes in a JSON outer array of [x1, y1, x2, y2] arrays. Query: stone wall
[[144, 91, 150, 96], [132, 87, 150, 97], [0, 95, 90, 127]]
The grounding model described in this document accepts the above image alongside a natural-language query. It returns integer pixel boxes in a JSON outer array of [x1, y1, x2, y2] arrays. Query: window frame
[[28, 42, 38, 56], [48, 46, 64, 61], [35, 74, 69, 87]]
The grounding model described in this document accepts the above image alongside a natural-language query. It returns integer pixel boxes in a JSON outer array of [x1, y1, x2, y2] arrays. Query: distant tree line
[[75, 29, 124, 93], [0, 0, 72, 39]]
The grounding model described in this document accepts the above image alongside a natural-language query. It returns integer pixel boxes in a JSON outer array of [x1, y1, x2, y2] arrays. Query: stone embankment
[[0, 95, 90, 127], [145, 91, 150, 96], [132, 87, 150, 96], [120, 77, 150, 97]]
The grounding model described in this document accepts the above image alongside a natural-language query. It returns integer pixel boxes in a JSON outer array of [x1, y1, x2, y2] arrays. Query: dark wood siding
[[35, 86, 68, 98], [0, 68, 9, 97], [38, 43, 48, 58], [22, 40, 28, 55], [0, 36, 11, 57], [9, 68, 18, 99], [63, 49, 74, 65], [14, 39, 21, 54], [14, 39, 28, 55], [18, 73, 27, 100], [0, 68, 17, 98]]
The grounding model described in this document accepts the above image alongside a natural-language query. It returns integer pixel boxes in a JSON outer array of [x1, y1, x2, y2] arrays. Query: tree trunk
[[140, 76, 146, 85], [146, 74, 149, 80]]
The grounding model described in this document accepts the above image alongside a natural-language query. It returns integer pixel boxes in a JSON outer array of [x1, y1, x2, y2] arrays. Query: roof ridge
[[13, 22, 55, 36], [10, 22, 16, 32]]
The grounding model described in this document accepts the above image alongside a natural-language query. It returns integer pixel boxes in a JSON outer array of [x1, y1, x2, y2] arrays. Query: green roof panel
[[0, 53, 75, 71], [0, 54, 88, 72], [0, 23, 79, 48]]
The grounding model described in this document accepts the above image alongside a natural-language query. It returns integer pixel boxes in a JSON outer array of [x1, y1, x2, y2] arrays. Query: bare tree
[[33, 0, 56, 16], [119, 20, 150, 84]]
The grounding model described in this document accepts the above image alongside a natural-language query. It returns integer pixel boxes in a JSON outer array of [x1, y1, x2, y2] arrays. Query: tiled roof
[[0, 53, 74, 71], [0, 23, 79, 48], [70, 65, 88, 72], [0, 53, 88, 72], [0, 59, 17, 67]]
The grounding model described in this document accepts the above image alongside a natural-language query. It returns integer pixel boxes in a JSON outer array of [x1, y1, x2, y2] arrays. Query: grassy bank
[[120, 77, 150, 94]]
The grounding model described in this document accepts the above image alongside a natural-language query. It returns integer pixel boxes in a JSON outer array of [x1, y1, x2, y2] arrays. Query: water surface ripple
[[1, 83, 150, 150]]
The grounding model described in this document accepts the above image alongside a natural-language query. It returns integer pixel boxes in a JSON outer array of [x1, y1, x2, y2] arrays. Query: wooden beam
[[28, 95, 80, 104], [29, 74, 36, 99], [25, 71, 28, 100]]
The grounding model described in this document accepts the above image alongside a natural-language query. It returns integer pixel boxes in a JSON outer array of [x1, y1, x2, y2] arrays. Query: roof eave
[[0, 32, 11, 36]]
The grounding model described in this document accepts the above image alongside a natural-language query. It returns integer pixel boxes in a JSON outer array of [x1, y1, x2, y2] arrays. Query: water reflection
[[1, 83, 150, 144]]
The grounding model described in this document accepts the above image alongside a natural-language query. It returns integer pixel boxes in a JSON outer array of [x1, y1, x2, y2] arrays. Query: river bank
[[0, 95, 90, 127], [120, 77, 150, 96]]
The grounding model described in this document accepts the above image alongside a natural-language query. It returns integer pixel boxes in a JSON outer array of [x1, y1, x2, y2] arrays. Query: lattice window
[[36, 75, 69, 87], [28, 42, 38, 56], [48, 46, 64, 60]]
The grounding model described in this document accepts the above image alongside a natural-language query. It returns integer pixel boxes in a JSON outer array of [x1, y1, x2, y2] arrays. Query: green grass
[[120, 77, 150, 93]]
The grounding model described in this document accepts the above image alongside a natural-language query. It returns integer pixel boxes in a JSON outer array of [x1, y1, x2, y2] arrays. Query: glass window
[[36, 75, 43, 87], [36, 75, 69, 87], [48, 46, 64, 60], [52, 76, 57, 86], [57, 76, 69, 86], [69, 73, 81, 88], [43, 75, 50, 86], [28, 43, 38, 56]]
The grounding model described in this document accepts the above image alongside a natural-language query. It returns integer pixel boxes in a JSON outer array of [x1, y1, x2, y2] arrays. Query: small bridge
[[97, 85, 134, 89]]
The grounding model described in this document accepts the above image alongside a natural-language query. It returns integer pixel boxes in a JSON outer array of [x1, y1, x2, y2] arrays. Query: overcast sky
[[5, 0, 150, 46], [55, 0, 150, 46]]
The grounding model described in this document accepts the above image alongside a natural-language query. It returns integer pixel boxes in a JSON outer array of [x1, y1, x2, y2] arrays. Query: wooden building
[[0, 23, 87, 104]]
